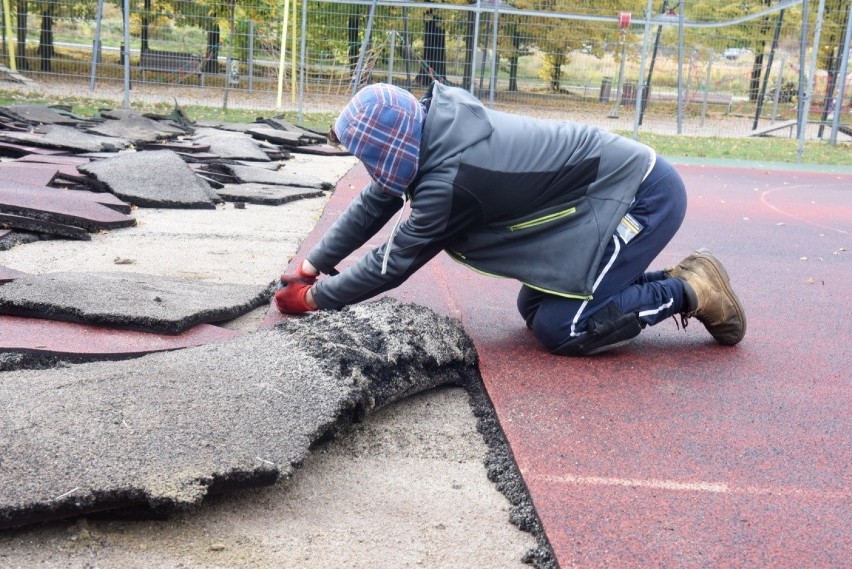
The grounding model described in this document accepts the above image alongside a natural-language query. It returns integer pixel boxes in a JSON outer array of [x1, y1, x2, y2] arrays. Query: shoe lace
[[672, 313, 691, 331]]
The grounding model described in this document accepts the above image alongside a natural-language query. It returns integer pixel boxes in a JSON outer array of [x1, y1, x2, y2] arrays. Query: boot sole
[[693, 248, 747, 345]]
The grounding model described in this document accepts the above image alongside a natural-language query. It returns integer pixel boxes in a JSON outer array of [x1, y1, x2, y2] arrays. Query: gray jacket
[[308, 82, 653, 309]]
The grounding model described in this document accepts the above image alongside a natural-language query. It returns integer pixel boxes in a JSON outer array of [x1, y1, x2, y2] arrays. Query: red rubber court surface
[[268, 162, 851, 567]]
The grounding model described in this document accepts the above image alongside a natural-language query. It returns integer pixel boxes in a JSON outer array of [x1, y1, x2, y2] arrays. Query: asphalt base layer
[[0, 298, 476, 530]]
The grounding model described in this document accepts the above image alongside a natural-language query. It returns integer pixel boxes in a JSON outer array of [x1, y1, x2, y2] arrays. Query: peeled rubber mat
[[78, 150, 218, 209], [0, 271, 274, 334], [0, 314, 238, 370], [0, 299, 475, 529], [0, 182, 135, 231], [215, 184, 325, 205]]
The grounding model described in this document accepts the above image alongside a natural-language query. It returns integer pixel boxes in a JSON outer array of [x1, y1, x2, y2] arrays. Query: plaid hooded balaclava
[[332, 84, 425, 198]]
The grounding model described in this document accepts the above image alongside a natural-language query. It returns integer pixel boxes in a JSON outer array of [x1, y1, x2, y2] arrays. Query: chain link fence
[[1, 0, 850, 144]]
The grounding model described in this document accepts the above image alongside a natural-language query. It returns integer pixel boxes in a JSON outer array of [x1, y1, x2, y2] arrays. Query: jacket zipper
[[507, 207, 577, 231], [446, 251, 592, 300]]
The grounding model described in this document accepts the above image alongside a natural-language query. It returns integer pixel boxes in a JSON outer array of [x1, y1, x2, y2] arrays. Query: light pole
[[608, 12, 632, 119]]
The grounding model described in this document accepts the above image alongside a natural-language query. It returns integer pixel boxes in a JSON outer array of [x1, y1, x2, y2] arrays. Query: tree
[[37, 0, 57, 72], [141, 0, 151, 53], [16, 0, 27, 70], [171, 0, 235, 70], [506, 18, 523, 92], [419, 7, 447, 84], [817, 0, 851, 134], [749, 1, 778, 102], [690, 1, 803, 102], [510, 0, 647, 92], [460, 7, 474, 88], [348, 4, 361, 70], [17, 0, 95, 73]]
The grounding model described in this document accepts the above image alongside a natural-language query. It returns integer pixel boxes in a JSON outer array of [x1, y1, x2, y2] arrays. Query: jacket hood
[[333, 84, 425, 197], [419, 82, 494, 172]]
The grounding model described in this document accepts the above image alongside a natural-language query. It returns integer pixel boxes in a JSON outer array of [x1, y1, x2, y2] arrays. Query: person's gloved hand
[[274, 274, 317, 314], [293, 263, 318, 285]]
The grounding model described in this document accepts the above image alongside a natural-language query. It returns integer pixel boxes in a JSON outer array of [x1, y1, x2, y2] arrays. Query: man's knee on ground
[[551, 303, 643, 357], [516, 286, 541, 329], [526, 309, 572, 352]]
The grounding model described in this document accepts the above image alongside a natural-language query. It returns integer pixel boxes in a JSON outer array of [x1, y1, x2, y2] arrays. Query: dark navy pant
[[517, 156, 688, 352]]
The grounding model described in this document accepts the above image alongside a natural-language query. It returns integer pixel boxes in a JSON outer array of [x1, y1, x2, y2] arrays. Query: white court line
[[760, 186, 849, 235], [528, 472, 849, 500]]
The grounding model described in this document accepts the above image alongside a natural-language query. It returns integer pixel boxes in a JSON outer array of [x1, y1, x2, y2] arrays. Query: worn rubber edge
[[462, 369, 559, 569]]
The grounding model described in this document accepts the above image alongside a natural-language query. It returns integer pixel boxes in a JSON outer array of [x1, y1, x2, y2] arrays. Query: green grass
[[625, 132, 852, 166]]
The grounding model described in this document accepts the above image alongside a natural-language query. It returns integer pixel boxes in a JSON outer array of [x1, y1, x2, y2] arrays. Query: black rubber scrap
[[0, 125, 130, 153], [247, 126, 304, 147], [0, 104, 86, 126], [0, 229, 40, 250], [0, 212, 91, 240], [78, 150, 217, 209], [137, 141, 210, 153], [192, 119, 261, 133], [215, 183, 325, 206], [0, 271, 274, 334], [213, 163, 333, 189], [0, 299, 477, 529], [102, 108, 191, 132], [189, 130, 272, 162], [291, 144, 351, 157], [86, 110, 188, 145], [0, 183, 134, 232], [263, 117, 327, 145]]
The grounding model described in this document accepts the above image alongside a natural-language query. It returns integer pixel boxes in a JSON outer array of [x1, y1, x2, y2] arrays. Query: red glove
[[293, 263, 318, 285], [274, 274, 317, 314]]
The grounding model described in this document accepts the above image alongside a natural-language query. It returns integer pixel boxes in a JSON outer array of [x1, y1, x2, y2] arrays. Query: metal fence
[[1, 0, 850, 144]]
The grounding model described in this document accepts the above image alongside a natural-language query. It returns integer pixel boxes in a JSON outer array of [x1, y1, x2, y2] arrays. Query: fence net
[[0, 0, 850, 142]]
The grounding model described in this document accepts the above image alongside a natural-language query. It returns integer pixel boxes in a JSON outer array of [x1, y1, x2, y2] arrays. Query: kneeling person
[[275, 82, 746, 355]]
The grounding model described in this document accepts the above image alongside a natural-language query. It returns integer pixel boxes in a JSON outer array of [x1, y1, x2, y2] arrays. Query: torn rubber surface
[[215, 183, 325, 205], [0, 271, 273, 334], [0, 314, 239, 370], [78, 150, 217, 210], [0, 299, 476, 529]]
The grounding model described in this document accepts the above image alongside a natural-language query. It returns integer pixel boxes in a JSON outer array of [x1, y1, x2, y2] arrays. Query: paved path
[[268, 161, 851, 567]]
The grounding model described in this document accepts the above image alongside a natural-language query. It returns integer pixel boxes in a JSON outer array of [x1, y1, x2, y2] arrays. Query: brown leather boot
[[666, 248, 746, 345]]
